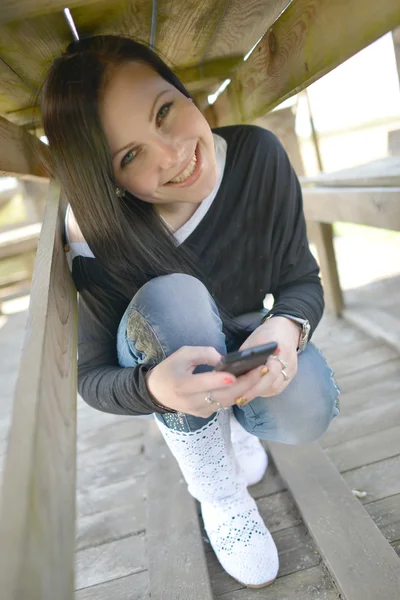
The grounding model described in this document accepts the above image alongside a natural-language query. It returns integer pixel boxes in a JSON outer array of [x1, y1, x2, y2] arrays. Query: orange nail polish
[[260, 366, 269, 376], [224, 377, 234, 384]]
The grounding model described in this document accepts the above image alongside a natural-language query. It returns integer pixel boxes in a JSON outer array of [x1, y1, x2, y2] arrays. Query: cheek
[[122, 168, 159, 201]]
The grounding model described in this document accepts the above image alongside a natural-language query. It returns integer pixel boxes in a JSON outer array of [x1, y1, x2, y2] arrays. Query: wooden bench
[[300, 156, 400, 351]]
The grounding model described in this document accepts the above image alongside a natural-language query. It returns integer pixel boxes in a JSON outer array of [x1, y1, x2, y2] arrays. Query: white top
[[65, 133, 227, 264]]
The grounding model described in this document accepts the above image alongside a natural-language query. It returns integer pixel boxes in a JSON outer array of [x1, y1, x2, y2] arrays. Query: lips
[[169, 150, 197, 184]]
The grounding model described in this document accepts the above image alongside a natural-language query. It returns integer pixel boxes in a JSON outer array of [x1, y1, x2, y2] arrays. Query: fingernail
[[224, 376, 234, 384], [260, 366, 269, 376], [236, 396, 248, 407]]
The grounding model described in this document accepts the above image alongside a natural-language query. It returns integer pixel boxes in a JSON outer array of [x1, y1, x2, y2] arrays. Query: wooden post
[[254, 106, 344, 316], [0, 182, 78, 600]]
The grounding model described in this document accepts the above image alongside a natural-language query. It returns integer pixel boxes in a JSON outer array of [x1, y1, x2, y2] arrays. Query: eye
[[156, 102, 173, 125], [120, 149, 137, 169]]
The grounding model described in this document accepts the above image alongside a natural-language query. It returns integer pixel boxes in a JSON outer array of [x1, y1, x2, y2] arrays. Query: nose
[[155, 139, 185, 171]]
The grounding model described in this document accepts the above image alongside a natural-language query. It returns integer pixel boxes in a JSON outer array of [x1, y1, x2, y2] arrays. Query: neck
[[156, 200, 201, 232]]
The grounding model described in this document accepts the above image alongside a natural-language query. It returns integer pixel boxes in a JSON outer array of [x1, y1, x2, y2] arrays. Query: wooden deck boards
[[0, 274, 399, 599]]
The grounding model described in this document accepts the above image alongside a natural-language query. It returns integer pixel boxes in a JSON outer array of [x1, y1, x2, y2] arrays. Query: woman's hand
[[145, 346, 263, 418], [236, 316, 300, 406]]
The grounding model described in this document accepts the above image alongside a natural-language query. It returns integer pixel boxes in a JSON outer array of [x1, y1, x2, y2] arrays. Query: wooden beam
[[268, 441, 400, 599], [0, 0, 108, 25], [0, 116, 49, 178], [302, 187, 400, 230], [392, 27, 400, 87], [176, 56, 243, 84], [0, 182, 78, 600], [213, 0, 400, 125], [147, 423, 214, 600]]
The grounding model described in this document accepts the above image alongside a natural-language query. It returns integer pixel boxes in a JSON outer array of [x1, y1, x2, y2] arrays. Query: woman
[[41, 35, 340, 588]]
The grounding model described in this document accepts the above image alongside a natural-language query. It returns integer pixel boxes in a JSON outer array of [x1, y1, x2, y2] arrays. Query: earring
[[115, 187, 125, 197]]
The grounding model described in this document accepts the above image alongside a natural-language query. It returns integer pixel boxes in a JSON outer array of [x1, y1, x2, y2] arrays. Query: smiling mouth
[[168, 149, 197, 184]]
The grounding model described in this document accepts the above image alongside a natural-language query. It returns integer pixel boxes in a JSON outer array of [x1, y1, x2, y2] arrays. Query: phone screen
[[215, 342, 278, 377]]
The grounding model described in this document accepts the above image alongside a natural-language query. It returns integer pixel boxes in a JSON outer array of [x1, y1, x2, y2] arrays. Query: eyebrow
[[112, 89, 170, 160]]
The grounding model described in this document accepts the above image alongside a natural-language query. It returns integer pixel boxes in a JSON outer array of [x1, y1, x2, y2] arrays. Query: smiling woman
[[40, 35, 339, 589]]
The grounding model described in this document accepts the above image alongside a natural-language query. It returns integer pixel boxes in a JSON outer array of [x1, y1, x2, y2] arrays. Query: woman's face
[[100, 61, 218, 206]]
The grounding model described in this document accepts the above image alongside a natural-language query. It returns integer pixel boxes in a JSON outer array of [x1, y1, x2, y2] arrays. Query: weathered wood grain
[[75, 534, 146, 590], [0, 182, 78, 600], [343, 306, 400, 354], [155, 0, 225, 67], [217, 564, 340, 599], [0, 115, 49, 177], [77, 475, 146, 518], [326, 426, 400, 473], [213, 0, 400, 124], [205, 0, 291, 60], [75, 570, 149, 600], [320, 394, 400, 448], [269, 442, 400, 599], [343, 455, 400, 505], [77, 501, 146, 551], [303, 187, 400, 230], [301, 155, 400, 188], [147, 422, 213, 600], [366, 494, 400, 544]]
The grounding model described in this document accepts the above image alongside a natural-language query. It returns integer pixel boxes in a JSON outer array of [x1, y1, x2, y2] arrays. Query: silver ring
[[281, 369, 290, 382], [215, 401, 223, 411], [205, 393, 215, 405], [272, 355, 289, 369]]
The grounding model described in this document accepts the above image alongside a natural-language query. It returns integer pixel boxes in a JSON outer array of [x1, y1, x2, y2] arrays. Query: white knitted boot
[[156, 411, 279, 587], [230, 409, 268, 487]]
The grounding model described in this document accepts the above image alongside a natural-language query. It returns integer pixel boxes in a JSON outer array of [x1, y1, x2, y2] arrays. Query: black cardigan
[[69, 125, 324, 416]]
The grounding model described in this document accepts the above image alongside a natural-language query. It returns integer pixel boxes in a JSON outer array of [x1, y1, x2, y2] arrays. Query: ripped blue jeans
[[117, 274, 340, 442]]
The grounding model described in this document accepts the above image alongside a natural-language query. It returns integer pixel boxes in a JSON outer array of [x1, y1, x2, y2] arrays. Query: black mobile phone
[[214, 342, 278, 377]]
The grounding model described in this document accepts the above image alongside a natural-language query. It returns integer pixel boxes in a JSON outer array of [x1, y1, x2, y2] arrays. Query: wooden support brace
[[0, 116, 49, 178], [307, 221, 344, 317]]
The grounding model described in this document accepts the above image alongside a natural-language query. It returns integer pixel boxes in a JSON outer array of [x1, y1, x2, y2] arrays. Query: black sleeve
[[268, 135, 324, 337], [73, 259, 166, 416]]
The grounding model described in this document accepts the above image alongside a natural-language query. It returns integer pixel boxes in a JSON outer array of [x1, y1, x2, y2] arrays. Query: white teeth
[[169, 151, 197, 183]]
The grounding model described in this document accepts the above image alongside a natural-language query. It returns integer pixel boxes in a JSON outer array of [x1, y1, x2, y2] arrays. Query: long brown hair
[[41, 35, 206, 291]]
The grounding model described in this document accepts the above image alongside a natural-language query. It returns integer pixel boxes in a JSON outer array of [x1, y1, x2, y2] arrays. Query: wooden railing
[[0, 181, 78, 600]]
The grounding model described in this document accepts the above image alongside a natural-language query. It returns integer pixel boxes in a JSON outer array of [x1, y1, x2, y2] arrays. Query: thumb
[[177, 345, 223, 369]]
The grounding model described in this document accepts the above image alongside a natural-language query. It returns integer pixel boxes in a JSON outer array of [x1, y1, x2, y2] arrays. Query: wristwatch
[[262, 312, 311, 353]]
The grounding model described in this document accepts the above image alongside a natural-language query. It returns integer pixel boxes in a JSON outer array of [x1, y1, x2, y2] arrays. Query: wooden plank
[[204, 0, 292, 60], [321, 394, 400, 448], [207, 524, 320, 596], [343, 306, 400, 354], [0, 0, 118, 24], [213, 0, 400, 124], [0, 2, 151, 117], [303, 187, 400, 230], [269, 441, 400, 599], [75, 534, 146, 590], [75, 570, 149, 600], [155, 1, 227, 66], [343, 455, 400, 505], [0, 181, 78, 600], [366, 494, 400, 543], [301, 156, 400, 188], [0, 222, 41, 259], [146, 422, 213, 600], [217, 564, 340, 599], [76, 503, 145, 551], [77, 475, 146, 518], [326, 426, 400, 473], [0, 116, 49, 178]]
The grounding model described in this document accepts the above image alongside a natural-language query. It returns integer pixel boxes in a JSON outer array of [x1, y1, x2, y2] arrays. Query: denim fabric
[[117, 273, 340, 444]]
